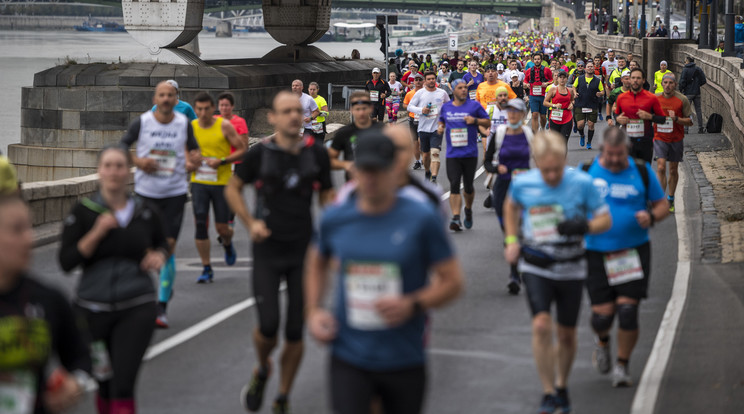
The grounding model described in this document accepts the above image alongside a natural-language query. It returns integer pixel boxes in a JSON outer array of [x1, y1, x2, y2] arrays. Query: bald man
[[226, 91, 334, 414], [291, 79, 321, 139], [120, 80, 202, 329]]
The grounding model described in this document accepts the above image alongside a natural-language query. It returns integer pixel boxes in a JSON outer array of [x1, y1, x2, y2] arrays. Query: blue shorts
[[419, 131, 442, 153], [529, 95, 548, 115]]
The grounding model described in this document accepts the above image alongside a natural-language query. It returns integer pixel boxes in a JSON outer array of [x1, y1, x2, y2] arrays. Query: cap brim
[[355, 156, 394, 170]]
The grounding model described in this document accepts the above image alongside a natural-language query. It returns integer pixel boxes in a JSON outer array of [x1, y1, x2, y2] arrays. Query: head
[[308, 82, 320, 97], [599, 126, 630, 172], [532, 130, 567, 187], [468, 60, 478, 72], [621, 70, 631, 88], [685, 56, 695, 64], [509, 60, 518, 70], [608, 50, 615, 60], [426, 54, 432, 62], [193, 92, 215, 123], [349, 91, 373, 127], [442, 53, 449, 60], [217, 92, 235, 118], [0, 194, 33, 279], [97, 145, 132, 195], [456, 60, 465, 71], [661, 73, 677, 95], [617, 56, 626, 69], [593, 57, 601, 68], [511, 73, 519, 84], [629, 60, 640, 70], [153, 81, 178, 114], [269, 91, 303, 137], [737, 15, 743, 24], [557, 70, 568, 86], [660, 61, 668, 71], [291, 79, 304, 95], [440, 62, 450, 72], [673, 25, 679, 31], [452, 79, 468, 101], [718, 41, 724, 49], [389, 72, 397, 83], [484, 65, 498, 82], [629, 68, 645, 92], [354, 131, 398, 204], [372, 68, 382, 80], [409, 62, 418, 73], [576, 60, 585, 72], [585, 61, 595, 75], [505, 98, 527, 126], [424, 71, 437, 89], [532, 52, 542, 65], [495, 86, 509, 106]]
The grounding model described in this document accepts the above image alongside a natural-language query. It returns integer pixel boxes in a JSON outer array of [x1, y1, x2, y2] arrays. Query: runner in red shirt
[[614, 68, 666, 163], [217, 92, 249, 226]]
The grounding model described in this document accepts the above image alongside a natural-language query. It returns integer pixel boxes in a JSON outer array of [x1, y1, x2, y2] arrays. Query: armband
[[505, 235, 519, 245]]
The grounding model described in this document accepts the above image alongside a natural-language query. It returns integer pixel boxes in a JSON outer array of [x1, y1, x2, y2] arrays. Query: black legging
[[252, 239, 307, 342], [77, 302, 156, 400], [445, 157, 477, 195], [549, 120, 573, 142]]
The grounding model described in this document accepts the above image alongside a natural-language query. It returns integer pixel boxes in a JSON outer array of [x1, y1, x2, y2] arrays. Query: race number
[[345, 262, 402, 330], [604, 249, 644, 286]]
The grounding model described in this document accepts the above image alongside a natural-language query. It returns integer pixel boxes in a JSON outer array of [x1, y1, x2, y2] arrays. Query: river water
[[0, 30, 384, 154]]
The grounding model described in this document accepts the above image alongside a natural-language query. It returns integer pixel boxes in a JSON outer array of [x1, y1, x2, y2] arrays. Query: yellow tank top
[[191, 117, 232, 185]]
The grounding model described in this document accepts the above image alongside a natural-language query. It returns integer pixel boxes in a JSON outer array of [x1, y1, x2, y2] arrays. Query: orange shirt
[[404, 89, 420, 119], [475, 81, 517, 111], [654, 91, 691, 143]]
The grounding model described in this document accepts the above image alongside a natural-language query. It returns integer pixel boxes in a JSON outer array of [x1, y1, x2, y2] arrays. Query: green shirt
[[608, 86, 626, 108]]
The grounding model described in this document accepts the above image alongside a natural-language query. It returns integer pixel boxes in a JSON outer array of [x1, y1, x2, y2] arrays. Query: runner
[[291, 79, 320, 137], [652, 61, 672, 94], [573, 60, 604, 149], [150, 79, 196, 121], [437, 61, 453, 99], [329, 91, 383, 178], [365, 68, 391, 123], [583, 127, 670, 387], [503, 131, 611, 413], [615, 68, 667, 163], [386, 73, 403, 124], [544, 70, 575, 142], [225, 91, 334, 414], [407, 71, 451, 183], [606, 69, 630, 126], [524, 52, 553, 134], [305, 129, 463, 414], [476, 64, 517, 147], [448, 59, 467, 84], [606, 56, 627, 89], [217, 91, 250, 227], [463, 59, 484, 101], [120, 81, 201, 328], [480, 85, 511, 209], [308, 82, 329, 141], [653, 73, 693, 213], [402, 73, 425, 169], [437, 79, 491, 231], [401, 61, 422, 92], [190, 93, 246, 283], [483, 98, 533, 294], [600, 49, 619, 85], [60, 146, 169, 414]]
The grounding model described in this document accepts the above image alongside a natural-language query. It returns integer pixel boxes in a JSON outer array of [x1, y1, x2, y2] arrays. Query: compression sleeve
[[120, 118, 142, 148], [186, 122, 199, 151]]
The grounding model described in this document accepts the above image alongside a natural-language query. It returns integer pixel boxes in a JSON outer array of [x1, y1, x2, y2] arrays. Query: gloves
[[557, 218, 589, 236]]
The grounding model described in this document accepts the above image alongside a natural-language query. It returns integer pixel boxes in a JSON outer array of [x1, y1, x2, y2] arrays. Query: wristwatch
[[412, 299, 425, 316], [219, 157, 227, 166]]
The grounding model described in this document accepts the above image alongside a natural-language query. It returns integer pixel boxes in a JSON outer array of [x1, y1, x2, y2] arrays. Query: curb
[[683, 149, 721, 263]]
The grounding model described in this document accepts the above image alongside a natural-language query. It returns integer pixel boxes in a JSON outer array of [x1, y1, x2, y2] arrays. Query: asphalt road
[[31, 120, 684, 414]]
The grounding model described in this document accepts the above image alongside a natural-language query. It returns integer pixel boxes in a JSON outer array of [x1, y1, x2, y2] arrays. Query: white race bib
[[582, 107, 593, 113], [0, 370, 36, 414], [195, 159, 218, 183], [311, 120, 324, 133], [149, 149, 177, 178], [345, 262, 402, 330], [511, 168, 529, 179], [427, 104, 439, 117], [604, 249, 644, 286], [413, 112, 420, 121], [469, 90, 477, 100], [450, 128, 468, 147], [532, 85, 543, 96], [527, 204, 565, 244], [551, 108, 564, 121], [627, 119, 644, 137], [370, 91, 379, 102], [657, 118, 674, 134]]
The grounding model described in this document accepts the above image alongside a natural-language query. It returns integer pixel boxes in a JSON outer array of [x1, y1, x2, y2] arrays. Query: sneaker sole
[[592, 350, 611, 375], [240, 383, 259, 412], [196, 278, 213, 284], [449, 223, 462, 232], [507, 281, 520, 295], [612, 379, 633, 388]]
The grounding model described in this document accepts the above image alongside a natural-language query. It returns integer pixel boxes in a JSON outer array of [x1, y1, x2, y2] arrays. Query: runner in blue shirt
[[462, 59, 484, 100], [437, 79, 490, 231], [582, 127, 669, 387], [150, 80, 197, 121], [503, 130, 611, 414], [305, 129, 463, 414]]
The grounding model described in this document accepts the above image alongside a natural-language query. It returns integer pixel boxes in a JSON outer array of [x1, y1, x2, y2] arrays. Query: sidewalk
[[654, 131, 744, 413]]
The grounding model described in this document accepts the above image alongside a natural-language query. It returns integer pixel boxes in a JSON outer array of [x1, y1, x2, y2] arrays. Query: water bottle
[[426, 102, 432, 117]]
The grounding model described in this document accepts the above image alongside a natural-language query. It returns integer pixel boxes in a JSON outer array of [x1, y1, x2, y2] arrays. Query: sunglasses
[[351, 100, 372, 107]]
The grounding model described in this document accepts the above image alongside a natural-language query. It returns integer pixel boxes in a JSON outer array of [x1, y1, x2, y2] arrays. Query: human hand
[[308, 308, 338, 343]]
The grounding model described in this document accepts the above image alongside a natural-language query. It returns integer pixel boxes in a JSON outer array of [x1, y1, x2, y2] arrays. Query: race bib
[[532, 85, 543, 96], [427, 104, 439, 117], [450, 128, 468, 147], [195, 159, 218, 183], [604, 249, 644, 286], [469, 90, 477, 100], [413, 112, 420, 121], [345, 262, 402, 330], [527, 204, 565, 244], [91, 340, 113, 381], [370, 91, 379, 102], [0, 370, 36, 414], [149, 149, 177, 178], [582, 107, 593, 113], [311, 120, 324, 133], [657, 118, 674, 134], [627, 119, 644, 137], [551, 108, 564, 121], [511, 168, 529, 179]]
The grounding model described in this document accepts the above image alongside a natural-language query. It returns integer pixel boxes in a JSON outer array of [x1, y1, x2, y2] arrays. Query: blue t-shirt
[[584, 157, 665, 252], [151, 100, 197, 121], [525, 61, 535, 70], [317, 196, 454, 371], [438, 100, 489, 158], [509, 167, 608, 280], [462, 72, 484, 92]]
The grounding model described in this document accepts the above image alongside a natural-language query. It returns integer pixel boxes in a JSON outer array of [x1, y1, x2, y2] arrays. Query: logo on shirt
[[593, 178, 609, 199]]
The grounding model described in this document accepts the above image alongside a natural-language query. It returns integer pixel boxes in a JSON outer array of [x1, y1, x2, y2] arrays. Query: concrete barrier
[[21, 173, 106, 227]]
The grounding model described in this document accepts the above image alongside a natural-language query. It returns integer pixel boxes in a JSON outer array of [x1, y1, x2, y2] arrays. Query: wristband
[[648, 209, 656, 227], [220, 157, 227, 166], [505, 235, 518, 245], [412, 299, 425, 316]]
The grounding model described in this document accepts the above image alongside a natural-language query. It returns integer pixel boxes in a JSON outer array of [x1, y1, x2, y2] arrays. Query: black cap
[[354, 129, 396, 170]]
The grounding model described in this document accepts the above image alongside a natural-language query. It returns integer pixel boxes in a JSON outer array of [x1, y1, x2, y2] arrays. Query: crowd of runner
[[0, 27, 699, 414]]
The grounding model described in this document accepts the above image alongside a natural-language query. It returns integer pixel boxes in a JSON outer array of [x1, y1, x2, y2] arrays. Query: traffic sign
[[449, 34, 458, 51]]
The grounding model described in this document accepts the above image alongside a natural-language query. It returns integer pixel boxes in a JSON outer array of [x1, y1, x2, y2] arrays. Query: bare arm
[[328, 147, 352, 171], [225, 175, 271, 242], [222, 121, 246, 163], [503, 196, 522, 264], [319, 188, 336, 207], [588, 211, 612, 234]]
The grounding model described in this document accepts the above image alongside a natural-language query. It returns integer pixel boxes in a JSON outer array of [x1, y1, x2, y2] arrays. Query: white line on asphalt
[[144, 284, 286, 362], [430, 348, 534, 365], [440, 166, 486, 201], [630, 165, 691, 414]]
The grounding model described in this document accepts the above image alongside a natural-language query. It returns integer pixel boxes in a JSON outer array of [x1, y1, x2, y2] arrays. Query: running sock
[[109, 399, 135, 414], [158, 254, 176, 303], [598, 335, 610, 344], [203, 264, 212, 273], [257, 365, 269, 379], [453, 214, 460, 221], [667, 195, 675, 201], [617, 357, 629, 366], [588, 129, 595, 143], [96, 395, 110, 414]]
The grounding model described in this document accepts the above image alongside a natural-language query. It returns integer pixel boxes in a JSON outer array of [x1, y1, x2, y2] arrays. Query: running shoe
[[592, 339, 612, 375], [197, 267, 214, 284], [425, 171, 432, 181], [698, 127, 705, 134], [241, 368, 270, 412], [463, 208, 473, 229], [669, 199, 675, 213], [598, 112, 604, 121], [612, 364, 633, 387], [586, 141, 592, 150], [554, 388, 571, 413], [155, 312, 169, 329], [507, 274, 521, 295], [449, 218, 463, 232], [413, 160, 422, 170], [538, 394, 558, 414], [579, 136, 585, 147], [218, 236, 237, 266], [573, 125, 578, 134], [272, 396, 291, 414], [431, 176, 437, 184], [483, 195, 493, 208]]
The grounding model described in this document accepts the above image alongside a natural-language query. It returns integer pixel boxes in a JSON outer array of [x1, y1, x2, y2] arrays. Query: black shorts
[[419, 131, 442, 153], [445, 157, 477, 194], [190, 182, 231, 224], [585, 242, 651, 305], [522, 273, 584, 327], [630, 138, 654, 164], [371, 104, 386, 122], [137, 193, 187, 240], [409, 119, 419, 139], [331, 356, 426, 414]]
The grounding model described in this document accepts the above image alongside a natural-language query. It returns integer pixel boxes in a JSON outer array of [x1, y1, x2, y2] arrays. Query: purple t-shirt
[[497, 132, 531, 180], [462, 72, 484, 92], [438, 100, 489, 158]]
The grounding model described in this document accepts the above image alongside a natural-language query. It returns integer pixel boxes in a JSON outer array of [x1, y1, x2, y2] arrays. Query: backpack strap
[[633, 158, 650, 199]]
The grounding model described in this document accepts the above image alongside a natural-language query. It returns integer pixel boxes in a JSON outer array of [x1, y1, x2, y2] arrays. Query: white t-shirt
[[602, 59, 619, 76], [407, 88, 451, 133], [389, 81, 403, 96], [300, 92, 319, 129], [490, 107, 509, 134], [502, 69, 525, 83]]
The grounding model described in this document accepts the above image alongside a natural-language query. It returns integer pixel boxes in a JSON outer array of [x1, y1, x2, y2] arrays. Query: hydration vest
[[575, 76, 601, 109], [255, 136, 320, 202]]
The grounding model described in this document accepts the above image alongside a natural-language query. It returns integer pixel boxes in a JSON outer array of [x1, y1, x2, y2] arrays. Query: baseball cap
[[441, 61, 450, 66], [621, 69, 631, 77], [557, 70, 568, 77], [577, 60, 585, 66], [504, 98, 527, 112], [497, 63, 505, 70], [165, 79, 179, 91], [485, 64, 499, 72], [607, 48, 613, 52], [354, 129, 397, 170], [372, 67, 381, 74], [511, 73, 519, 78], [414, 73, 424, 80], [0, 156, 19, 195]]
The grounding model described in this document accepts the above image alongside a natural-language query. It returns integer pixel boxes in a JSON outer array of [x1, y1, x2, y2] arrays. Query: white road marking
[[630, 165, 691, 413], [144, 283, 286, 361], [440, 166, 486, 201], [174, 257, 253, 272]]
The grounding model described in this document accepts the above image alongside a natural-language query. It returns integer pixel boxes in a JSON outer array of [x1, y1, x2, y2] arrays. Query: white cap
[[497, 63, 505, 70], [372, 67, 381, 73], [607, 48, 613, 52], [165, 79, 179, 90]]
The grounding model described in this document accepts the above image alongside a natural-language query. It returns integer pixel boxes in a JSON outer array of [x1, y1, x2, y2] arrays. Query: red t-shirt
[[615, 89, 664, 140], [217, 114, 249, 164], [654, 92, 691, 143], [549, 88, 573, 124]]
